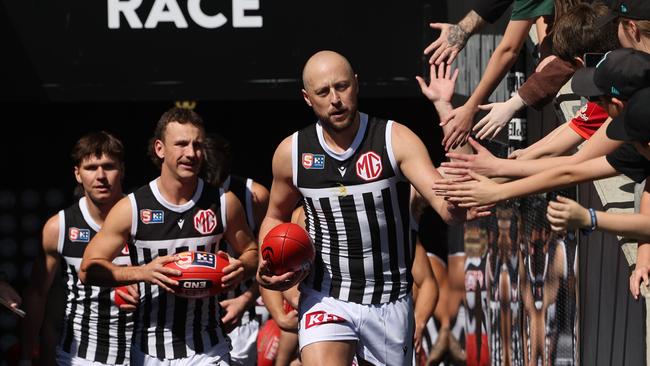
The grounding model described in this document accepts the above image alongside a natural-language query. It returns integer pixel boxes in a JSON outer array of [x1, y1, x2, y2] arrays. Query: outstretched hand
[[631, 263, 650, 300], [433, 170, 502, 207], [441, 138, 501, 178], [416, 63, 459, 104], [440, 104, 477, 151], [424, 23, 468, 65], [546, 196, 591, 232]]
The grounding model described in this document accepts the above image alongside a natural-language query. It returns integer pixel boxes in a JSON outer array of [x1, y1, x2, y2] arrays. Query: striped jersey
[[57, 197, 132, 365], [127, 178, 229, 359], [293, 113, 415, 305], [218, 174, 256, 322]]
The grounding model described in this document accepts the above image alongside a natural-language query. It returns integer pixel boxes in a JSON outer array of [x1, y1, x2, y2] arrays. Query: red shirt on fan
[[568, 101, 609, 140]]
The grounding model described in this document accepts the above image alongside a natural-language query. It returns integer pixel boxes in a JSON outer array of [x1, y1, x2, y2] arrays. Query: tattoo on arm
[[453, 10, 486, 46]]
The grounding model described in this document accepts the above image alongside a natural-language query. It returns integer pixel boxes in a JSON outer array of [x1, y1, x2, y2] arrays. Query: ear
[[611, 97, 625, 110], [74, 166, 82, 184], [302, 89, 312, 107], [574, 56, 585, 68], [154, 139, 165, 160], [354, 74, 359, 94]]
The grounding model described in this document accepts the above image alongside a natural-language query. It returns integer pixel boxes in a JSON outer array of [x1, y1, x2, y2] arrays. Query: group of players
[[9, 0, 650, 365], [10, 46, 488, 366]]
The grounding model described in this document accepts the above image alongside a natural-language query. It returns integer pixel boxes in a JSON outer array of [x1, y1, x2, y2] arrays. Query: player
[[19, 131, 136, 365], [256, 50, 488, 366], [79, 108, 259, 365]]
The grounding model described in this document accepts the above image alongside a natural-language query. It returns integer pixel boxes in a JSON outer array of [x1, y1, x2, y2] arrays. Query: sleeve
[[517, 58, 576, 110], [606, 143, 650, 183], [472, 0, 514, 24]]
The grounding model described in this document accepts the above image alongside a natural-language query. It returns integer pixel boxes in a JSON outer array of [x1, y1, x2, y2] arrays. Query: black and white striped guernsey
[[57, 197, 132, 365], [293, 113, 415, 305], [218, 174, 256, 322], [127, 178, 229, 359]]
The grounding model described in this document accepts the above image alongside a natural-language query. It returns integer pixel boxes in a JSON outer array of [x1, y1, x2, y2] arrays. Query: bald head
[[302, 50, 355, 90]]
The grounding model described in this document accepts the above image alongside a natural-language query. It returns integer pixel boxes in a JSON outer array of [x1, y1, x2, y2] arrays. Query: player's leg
[[301, 341, 357, 366], [298, 289, 358, 366], [426, 254, 450, 365], [356, 295, 414, 366], [276, 329, 300, 366]]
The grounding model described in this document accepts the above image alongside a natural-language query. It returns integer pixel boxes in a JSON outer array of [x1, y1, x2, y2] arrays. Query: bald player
[[256, 50, 488, 366]]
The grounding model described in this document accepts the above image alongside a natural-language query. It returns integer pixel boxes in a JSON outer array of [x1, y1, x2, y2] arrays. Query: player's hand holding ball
[[257, 223, 314, 291], [114, 283, 140, 312], [219, 251, 245, 293], [140, 255, 181, 293]]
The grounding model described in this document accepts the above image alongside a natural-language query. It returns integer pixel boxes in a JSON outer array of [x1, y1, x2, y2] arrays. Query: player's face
[[302, 65, 358, 132], [156, 122, 204, 180], [75, 154, 123, 204]]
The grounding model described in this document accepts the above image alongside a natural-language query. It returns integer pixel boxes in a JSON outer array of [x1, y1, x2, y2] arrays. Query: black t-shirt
[[473, 0, 513, 24], [606, 142, 650, 183]]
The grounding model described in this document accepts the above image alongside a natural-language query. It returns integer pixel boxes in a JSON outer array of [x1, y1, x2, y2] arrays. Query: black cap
[[571, 48, 650, 98], [597, 0, 650, 27], [607, 87, 650, 141]]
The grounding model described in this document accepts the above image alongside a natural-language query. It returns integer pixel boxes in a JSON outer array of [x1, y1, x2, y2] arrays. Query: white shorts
[[130, 343, 230, 366], [229, 317, 259, 366], [298, 288, 414, 366], [56, 348, 128, 366]]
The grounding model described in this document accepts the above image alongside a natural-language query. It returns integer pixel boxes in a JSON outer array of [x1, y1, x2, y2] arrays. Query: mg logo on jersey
[[194, 209, 218, 234], [140, 209, 164, 224], [356, 151, 382, 181], [302, 153, 325, 169], [305, 311, 346, 329], [68, 227, 90, 243]]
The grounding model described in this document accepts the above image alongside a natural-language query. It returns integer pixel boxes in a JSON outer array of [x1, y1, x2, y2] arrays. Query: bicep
[[32, 217, 63, 292], [266, 138, 302, 222], [393, 124, 445, 211], [83, 198, 132, 262]]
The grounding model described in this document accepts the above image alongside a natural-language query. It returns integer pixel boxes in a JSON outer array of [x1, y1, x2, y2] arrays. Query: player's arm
[[221, 191, 259, 289], [250, 181, 270, 237], [19, 215, 61, 362], [257, 136, 304, 289], [391, 122, 487, 224], [434, 156, 619, 207], [80, 197, 180, 291], [411, 241, 438, 353]]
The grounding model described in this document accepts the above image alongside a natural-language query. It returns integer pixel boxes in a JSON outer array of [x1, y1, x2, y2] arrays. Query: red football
[[257, 319, 281, 366], [164, 251, 230, 299], [261, 223, 315, 275], [114, 286, 130, 307]]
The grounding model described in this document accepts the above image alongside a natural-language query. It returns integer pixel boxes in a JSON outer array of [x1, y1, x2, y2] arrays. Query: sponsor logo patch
[[305, 311, 346, 329], [175, 251, 217, 269], [355, 151, 382, 181], [140, 209, 164, 224], [69, 227, 91, 243], [194, 209, 218, 234], [302, 153, 325, 169]]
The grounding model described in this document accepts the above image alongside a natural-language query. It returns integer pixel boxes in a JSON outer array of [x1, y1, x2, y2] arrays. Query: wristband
[[580, 208, 597, 236]]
